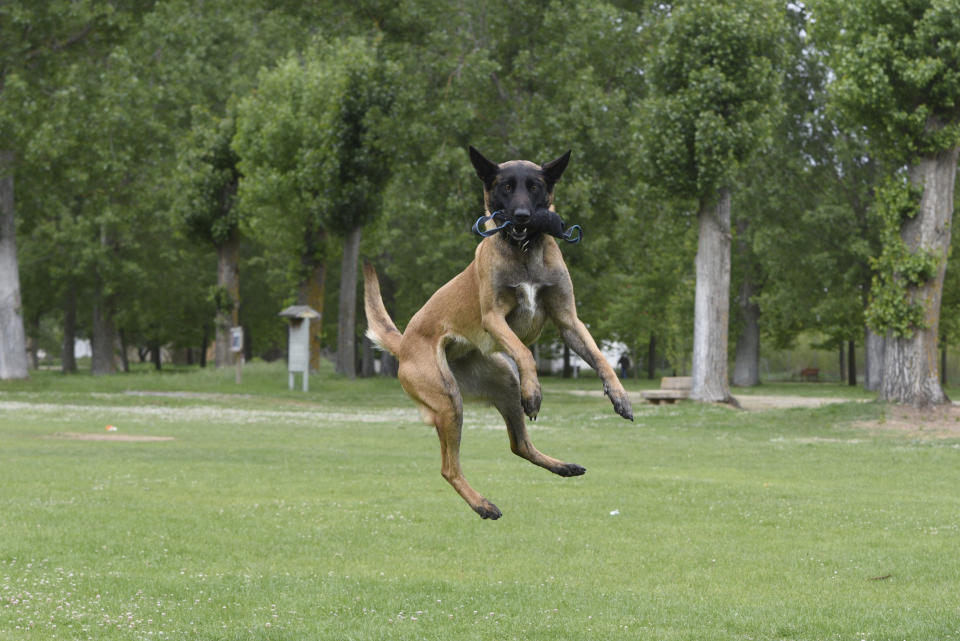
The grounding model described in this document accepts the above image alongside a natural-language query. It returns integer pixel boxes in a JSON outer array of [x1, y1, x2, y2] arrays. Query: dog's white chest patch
[[514, 282, 540, 315], [508, 282, 545, 343]]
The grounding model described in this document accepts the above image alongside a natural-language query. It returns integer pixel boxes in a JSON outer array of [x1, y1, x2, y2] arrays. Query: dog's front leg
[[561, 320, 633, 421], [546, 289, 634, 421], [480, 311, 541, 419]]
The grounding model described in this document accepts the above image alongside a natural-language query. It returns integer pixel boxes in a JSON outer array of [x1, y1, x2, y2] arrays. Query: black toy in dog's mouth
[[472, 209, 582, 245]]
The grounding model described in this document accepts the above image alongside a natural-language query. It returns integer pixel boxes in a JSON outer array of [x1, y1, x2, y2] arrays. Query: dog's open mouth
[[508, 224, 528, 241]]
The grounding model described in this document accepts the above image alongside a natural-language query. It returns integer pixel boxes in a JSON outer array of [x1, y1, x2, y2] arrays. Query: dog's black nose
[[514, 208, 531, 224]]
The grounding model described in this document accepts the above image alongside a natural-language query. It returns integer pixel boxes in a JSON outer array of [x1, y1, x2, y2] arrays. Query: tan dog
[[363, 147, 633, 519]]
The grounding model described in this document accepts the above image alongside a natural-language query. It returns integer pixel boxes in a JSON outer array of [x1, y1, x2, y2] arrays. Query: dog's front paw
[[521, 382, 542, 420], [605, 385, 634, 421]]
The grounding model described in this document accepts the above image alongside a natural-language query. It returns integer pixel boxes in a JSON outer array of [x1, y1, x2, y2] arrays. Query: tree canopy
[[2, 0, 959, 403]]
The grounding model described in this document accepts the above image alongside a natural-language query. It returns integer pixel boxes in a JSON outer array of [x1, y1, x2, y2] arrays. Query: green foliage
[[325, 45, 397, 235], [370, 0, 649, 337], [234, 36, 395, 245], [182, 116, 241, 247], [596, 201, 698, 372], [817, 0, 960, 158], [637, 0, 787, 202], [6, 0, 960, 373], [746, 5, 888, 352], [209, 285, 236, 314], [865, 176, 941, 337]]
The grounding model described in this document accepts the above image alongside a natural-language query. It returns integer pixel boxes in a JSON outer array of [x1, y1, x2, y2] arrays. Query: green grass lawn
[[1, 362, 958, 640]]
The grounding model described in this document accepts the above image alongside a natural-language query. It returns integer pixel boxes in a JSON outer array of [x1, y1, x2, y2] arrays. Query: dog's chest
[[506, 281, 546, 341], [513, 282, 540, 314]]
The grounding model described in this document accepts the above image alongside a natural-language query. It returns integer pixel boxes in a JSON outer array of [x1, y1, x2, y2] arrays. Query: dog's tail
[[363, 260, 403, 356]]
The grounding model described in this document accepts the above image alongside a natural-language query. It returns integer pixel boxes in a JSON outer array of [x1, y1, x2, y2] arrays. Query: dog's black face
[[469, 146, 571, 245]]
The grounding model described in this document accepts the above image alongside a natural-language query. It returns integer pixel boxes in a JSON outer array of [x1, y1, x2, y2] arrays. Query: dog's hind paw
[[556, 462, 586, 477], [474, 500, 502, 520]]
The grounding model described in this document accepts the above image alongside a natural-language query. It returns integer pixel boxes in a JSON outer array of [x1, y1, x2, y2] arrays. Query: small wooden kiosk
[[278, 305, 321, 391]]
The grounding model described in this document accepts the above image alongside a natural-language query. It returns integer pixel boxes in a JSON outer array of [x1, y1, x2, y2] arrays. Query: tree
[[151, 0, 330, 366], [729, 3, 829, 388], [747, 10, 886, 389], [0, 1, 125, 378], [235, 36, 395, 377], [1, 2, 160, 375], [818, 0, 960, 407], [0, 152, 27, 379], [234, 52, 331, 369], [182, 115, 243, 368], [638, 0, 787, 403], [323, 43, 396, 378], [366, 0, 651, 372]]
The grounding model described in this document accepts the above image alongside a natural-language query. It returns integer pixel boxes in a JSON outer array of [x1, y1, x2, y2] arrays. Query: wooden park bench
[[800, 367, 819, 382], [641, 376, 692, 405]]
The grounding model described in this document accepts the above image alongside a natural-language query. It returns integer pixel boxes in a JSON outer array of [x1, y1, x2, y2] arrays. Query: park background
[[3, 2, 960, 639], [2, 0, 960, 398]]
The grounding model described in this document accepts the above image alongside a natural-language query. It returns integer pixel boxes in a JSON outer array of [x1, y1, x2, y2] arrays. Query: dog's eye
[[503, 183, 513, 192], [529, 183, 538, 192]]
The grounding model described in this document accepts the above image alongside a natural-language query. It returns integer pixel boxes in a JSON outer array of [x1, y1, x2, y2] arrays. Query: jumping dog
[[363, 147, 633, 519]]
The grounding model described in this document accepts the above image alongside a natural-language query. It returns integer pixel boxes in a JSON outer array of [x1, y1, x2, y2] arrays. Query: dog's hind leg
[[398, 344, 502, 520], [453, 352, 585, 478]]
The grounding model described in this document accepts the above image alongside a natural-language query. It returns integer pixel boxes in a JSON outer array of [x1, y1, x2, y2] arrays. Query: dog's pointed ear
[[469, 146, 499, 184], [541, 150, 571, 186]]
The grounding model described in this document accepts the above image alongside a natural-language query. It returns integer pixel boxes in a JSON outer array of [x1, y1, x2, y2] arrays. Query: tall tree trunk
[[0, 151, 28, 380], [214, 229, 240, 368], [732, 269, 761, 387], [847, 340, 856, 386], [691, 189, 734, 403], [199, 324, 209, 368], [151, 344, 162, 371], [647, 333, 656, 379], [360, 336, 376, 377], [864, 327, 884, 391], [243, 324, 252, 362], [941, 345, 947, 387], [91, 285, 116, 375], [25, 315, 39, 370], [335, 226, 362, 378], [298, 227, 327, 370], [880, 146, 958, 407], [62, 288, 78, 373], [118, 328, 130, 372], [838, 343, 845, 383]]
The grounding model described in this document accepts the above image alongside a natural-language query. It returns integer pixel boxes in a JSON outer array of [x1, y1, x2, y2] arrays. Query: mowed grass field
[[1, 362, 959, 640]]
